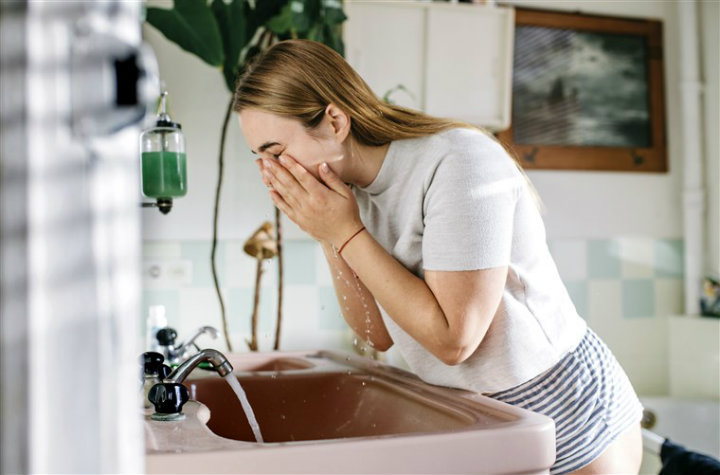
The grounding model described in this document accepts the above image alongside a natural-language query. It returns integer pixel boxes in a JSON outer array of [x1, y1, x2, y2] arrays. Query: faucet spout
[[176, 325, 218, 353], [165, 348, 233, 384]]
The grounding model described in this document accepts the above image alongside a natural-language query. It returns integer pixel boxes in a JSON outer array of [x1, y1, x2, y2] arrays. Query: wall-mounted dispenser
[[140, 91, 187, 214]]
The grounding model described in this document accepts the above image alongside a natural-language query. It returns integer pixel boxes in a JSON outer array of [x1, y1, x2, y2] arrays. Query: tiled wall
[[142, 237, 685, 395]]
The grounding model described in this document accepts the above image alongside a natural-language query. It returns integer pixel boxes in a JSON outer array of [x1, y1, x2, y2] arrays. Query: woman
[[233, 39, 643, 475]]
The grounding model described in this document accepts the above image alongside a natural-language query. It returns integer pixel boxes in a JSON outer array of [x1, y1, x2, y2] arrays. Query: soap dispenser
[[140, 91, 187, 214]]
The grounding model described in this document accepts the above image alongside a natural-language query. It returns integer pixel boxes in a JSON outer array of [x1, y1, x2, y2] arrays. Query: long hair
[[233, 39, 479, 144], [233, 39, 540, 206]]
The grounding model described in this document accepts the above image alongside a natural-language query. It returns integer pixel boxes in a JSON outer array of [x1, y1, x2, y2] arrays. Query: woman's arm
[[338, 229, 507, 365], [262, 154, 505, 365], [320, 241, 393, 351]]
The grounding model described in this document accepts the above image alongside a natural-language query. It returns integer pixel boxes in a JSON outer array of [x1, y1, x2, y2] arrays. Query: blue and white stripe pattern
[[488, 329, 643, 475]]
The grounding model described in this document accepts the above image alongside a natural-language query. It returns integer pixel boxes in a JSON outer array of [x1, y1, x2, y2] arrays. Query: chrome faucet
[[156, 325, 219, 365], [144, 348, 234, 421], [164, 348, 233, 384]]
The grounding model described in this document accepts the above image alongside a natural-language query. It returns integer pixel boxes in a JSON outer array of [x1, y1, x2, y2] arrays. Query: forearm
[[337, 231, 467, 364], [321, 241, 393, 350]]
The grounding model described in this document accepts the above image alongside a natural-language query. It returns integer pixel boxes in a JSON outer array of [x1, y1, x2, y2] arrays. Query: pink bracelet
[[338, 226, 366, 256]]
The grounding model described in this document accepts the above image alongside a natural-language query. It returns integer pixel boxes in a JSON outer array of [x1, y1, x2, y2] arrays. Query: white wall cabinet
[[343, 1, 515, 131]]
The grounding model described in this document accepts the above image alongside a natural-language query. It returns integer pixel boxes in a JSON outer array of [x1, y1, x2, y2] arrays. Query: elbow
[[436, 343, 476, 366], [371, 341, 393, 352], [369, 336, 394, 352]]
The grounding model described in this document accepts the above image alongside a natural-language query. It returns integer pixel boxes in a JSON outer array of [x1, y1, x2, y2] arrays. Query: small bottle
[[146, 305, 168, 352]]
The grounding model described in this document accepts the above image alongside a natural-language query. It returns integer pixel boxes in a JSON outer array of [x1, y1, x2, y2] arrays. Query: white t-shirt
[[352, 128, 587, 394]]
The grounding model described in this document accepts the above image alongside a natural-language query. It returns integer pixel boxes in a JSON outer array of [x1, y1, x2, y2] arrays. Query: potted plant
[[145, 0, 347, 351]]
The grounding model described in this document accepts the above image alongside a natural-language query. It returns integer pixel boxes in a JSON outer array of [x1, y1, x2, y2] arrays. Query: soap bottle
[[146, 305, 167, 352]]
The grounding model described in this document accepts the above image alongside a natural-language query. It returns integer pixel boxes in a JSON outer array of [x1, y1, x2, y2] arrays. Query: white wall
[[141, 0, 691, 243], [498, 0, 683, 241], [700, 0, 720, 278]]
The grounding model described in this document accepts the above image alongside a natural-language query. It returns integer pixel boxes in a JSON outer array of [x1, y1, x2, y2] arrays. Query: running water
[[222, 374, 264, 443]]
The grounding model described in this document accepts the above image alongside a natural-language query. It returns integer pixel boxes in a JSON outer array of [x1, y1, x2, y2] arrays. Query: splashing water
[[222, 374, 264, 443], [333, 249, 374, 350]]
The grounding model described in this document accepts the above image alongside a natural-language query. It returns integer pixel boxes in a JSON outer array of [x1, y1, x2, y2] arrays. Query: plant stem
[[273, 207, 283, 350], [211, 97, 235, 352], [249, 257, 263, 352]]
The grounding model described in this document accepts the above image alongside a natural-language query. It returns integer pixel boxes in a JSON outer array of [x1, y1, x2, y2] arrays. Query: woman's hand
[[258, 154, 363, 248]]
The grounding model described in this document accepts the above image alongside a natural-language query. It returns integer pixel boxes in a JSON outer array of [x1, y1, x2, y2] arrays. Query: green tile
[[228, 286, 277, 336], [654, 239, 684, 278], [181, 241, 225, 287], [318, 286, 346, 330], [283, 240, 317, 285], [564, 280, 588, 319], [587, 240, 622, 279], [621, 279, 656, 318]]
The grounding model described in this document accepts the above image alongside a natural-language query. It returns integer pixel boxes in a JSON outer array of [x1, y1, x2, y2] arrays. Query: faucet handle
[[156, 327, 178, 346], [148, 382, 189, 420], [141, 351, 165, 374]]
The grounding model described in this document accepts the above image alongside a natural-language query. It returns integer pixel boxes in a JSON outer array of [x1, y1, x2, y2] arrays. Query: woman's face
[[238, 108, 346, 180]]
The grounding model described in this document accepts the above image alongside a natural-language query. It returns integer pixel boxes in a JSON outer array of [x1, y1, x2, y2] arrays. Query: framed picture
[[496, 8, 667, 172]]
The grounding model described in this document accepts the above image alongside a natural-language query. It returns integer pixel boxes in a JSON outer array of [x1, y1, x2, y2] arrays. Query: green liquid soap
[[141, 151, 187, 198]]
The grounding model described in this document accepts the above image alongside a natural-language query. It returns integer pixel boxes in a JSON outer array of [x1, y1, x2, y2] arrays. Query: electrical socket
[[142, 259, 192, 288]]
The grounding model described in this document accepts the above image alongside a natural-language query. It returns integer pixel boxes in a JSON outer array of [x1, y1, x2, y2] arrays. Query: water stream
[[222, 374, 264, 443]]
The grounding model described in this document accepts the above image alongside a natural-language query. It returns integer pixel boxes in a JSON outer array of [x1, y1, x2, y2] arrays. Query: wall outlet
[[142, 259, 192, 288]]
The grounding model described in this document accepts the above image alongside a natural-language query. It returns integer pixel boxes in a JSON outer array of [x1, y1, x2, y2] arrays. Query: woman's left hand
[[260, 154, 363, 248]]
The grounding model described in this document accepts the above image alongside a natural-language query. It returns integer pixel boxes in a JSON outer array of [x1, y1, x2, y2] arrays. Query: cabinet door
[[425, 4, 514, 130], [343, 2, 425, 110]]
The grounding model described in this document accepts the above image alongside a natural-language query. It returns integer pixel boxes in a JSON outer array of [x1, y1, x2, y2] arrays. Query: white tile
[[278, 285, 320, 350], [315, 242, 334, 286], [225, 241, 277, 287], [654, 278, 684, 317], [618, 237, 655, 278], [616, 349, 669, 396], [669, 316, 720, 399], [549, 239, 588, 280], [595, 318, 668, 357], [587, 280, 622, 327], [177, 288, 227, 347], [142, 241, 181, 258]]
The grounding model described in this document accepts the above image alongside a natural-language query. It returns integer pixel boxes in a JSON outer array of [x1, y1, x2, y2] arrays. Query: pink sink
[[145, 351, 555, 474]]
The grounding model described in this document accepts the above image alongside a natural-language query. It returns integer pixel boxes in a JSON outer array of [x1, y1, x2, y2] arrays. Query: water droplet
[[280, 414, 286, 420], [342, 295, 347, 300], [361, 381, 366, 386]]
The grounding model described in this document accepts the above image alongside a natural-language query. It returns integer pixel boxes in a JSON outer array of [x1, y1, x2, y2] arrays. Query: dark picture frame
[[496, 8, 667, 172]]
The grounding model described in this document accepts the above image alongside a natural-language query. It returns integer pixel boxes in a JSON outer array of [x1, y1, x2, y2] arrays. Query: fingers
[[278, 154, 324, 194], [262, 158, 305, 206], [318, 162, 351, 197], [268, 189, 294, 219]]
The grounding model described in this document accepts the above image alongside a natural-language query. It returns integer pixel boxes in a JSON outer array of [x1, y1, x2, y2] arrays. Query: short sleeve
[[422, 140, 523, 271]]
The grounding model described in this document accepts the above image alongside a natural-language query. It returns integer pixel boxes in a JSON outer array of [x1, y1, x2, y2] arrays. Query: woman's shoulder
[[432, 127, 519, 178]]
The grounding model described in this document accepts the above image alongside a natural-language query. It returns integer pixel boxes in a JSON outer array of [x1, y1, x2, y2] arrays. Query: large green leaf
[[146, 0, 224, 67], [211, 0, 247, 91], [250, 0, 287, 37]]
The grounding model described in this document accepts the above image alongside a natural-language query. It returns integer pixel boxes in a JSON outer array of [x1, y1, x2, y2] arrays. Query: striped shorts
[[487, 328, 643, 475]]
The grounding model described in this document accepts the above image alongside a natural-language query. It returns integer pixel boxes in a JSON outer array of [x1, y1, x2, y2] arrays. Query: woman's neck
[[342, 139, 390, 188]]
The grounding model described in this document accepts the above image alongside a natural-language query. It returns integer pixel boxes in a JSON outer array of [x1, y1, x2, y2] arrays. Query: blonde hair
[[233, 39, 540, 206], [233, 39, 479, 144]]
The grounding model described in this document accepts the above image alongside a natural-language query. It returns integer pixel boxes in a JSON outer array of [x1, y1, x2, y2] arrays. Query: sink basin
[[188, 372, 488, 443], [145, 351, 555, 474]]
